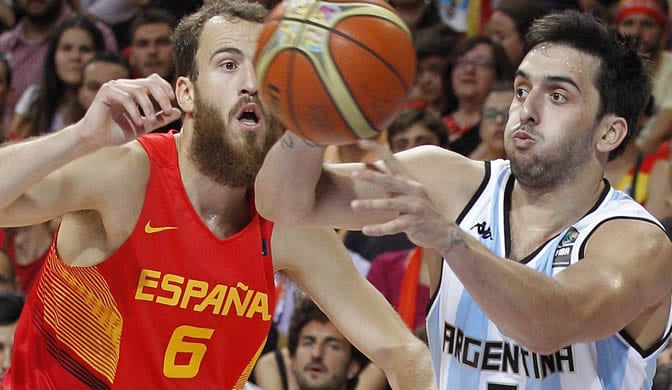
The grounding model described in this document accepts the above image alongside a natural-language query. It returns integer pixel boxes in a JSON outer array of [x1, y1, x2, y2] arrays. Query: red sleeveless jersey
[[4, 133, 276, 389]]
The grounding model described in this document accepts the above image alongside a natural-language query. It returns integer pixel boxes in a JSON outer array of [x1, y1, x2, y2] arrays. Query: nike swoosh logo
[[144, 221, 178, 234]]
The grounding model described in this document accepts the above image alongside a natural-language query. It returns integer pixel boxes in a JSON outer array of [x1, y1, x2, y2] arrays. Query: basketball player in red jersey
[[0, 2, 435, 389]]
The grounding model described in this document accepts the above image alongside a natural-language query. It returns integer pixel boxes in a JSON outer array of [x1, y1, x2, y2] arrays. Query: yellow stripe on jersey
[[37, 254, 122, 384]]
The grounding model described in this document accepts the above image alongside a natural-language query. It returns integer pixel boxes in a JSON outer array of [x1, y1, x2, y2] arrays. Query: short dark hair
[[0, 292, 24, 326], [287, 297, 368, 390], [172, 0, 268, 80], [130, 8, 177, 43], [525, 10, 651, 161], [387, 108, 449, 149], [83, 51, 132, 79]]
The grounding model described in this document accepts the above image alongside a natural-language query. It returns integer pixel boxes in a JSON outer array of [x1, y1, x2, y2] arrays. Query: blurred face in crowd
[[78, 61, 131, 110], [131, 22, 174, 78], [413, 56, 445, 108], [451, 43, 497, 102], [480, 89, 513, 158], [487, 11, 523, 67], [15, 0, 62, 24], [618, 13, 665, 56], [291, 320, 360, 390], [390, 122, 441, 153], [55, 27, 96, 87], [0, 321, 16, 378]]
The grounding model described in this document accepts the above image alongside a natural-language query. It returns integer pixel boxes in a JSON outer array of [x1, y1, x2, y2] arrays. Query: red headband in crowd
[[615, 0, 668, 27]]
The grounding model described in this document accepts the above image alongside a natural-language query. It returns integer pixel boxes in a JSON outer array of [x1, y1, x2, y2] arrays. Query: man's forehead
[[520, 43, 598, 80], [199, 16, 261, 53]]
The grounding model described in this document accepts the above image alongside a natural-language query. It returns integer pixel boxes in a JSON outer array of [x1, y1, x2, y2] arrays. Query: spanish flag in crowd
[[438, 0, 495, 36]]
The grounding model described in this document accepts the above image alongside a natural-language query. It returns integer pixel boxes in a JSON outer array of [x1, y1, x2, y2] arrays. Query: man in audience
[[615, 0, 672, 153], [254, 296, 368, 390], [128, 8, 176, 83], [78, 51, 133, 111]]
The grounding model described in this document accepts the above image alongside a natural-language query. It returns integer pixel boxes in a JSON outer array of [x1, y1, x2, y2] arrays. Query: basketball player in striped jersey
[[0, 1, 435, 389], [257, 10, 672, 390]]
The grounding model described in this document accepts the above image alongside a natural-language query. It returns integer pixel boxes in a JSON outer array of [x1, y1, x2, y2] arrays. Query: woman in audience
[[9, 16, 105, 139], [442, 36, 512, 156]]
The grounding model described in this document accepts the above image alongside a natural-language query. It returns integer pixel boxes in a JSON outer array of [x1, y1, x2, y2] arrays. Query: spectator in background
[[615, 0, 672, 154], [126, 8, 180, 133], [0, 0, 116, 137], [77, 51, 133, 111], [486, 0, 548, 69], [9, 16, 105, 139], [470, 80, 513, 161], [253, 296, 369, 390], [407, 24, 459, 117], [0, 292, 23, 378], [128, 8, 176, 83], [442, 36, 513, 156]]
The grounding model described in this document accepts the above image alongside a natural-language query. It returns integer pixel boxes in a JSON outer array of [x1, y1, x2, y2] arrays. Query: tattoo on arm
[[280, 132, 326, 149]]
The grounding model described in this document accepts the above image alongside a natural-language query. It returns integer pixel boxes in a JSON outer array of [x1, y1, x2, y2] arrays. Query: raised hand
[[350, 140, 458, 253], [77, 74, 181, 148]]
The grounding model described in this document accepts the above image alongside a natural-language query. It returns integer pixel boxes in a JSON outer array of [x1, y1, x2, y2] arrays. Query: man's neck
[[174, 132, 252, 239]]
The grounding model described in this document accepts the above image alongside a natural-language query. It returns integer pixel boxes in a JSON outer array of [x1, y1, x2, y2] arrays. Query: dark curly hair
[[288, 296, 368, 390]]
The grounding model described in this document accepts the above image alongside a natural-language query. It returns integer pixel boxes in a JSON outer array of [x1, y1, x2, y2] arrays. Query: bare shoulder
[[585, 218, 671, 260]]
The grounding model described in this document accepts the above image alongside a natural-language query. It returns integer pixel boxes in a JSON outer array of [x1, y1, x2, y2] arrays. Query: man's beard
[[190, 91, 279, 187], [17, 0, 62, 25], [508, 124, 595, 190]]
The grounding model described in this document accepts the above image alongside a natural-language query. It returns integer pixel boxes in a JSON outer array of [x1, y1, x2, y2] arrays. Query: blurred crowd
[[0, 0, 671, 389]]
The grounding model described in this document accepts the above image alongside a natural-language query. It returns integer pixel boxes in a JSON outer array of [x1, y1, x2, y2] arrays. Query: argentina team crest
[[553, 227, 579, 268]]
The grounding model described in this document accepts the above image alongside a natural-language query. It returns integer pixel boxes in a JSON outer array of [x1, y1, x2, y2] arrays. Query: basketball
[[255, 0, 416, 145]]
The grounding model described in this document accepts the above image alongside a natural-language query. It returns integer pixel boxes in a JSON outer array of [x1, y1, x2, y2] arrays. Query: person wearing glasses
[[441, 36, 513, 157], [470, 81, 513, 161]]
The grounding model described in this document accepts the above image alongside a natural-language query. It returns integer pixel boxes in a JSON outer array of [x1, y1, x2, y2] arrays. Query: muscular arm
[[271, 224, 436, 390], [440, 219, 672, 354], [0, 126, 101, 223], [256, 131, 481, 230]]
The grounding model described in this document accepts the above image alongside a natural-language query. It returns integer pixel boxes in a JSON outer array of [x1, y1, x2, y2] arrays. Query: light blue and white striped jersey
[[426, 159, 672, 390]]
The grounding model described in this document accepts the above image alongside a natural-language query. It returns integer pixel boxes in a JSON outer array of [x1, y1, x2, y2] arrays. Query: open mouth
[[236, 103, 263, 130]]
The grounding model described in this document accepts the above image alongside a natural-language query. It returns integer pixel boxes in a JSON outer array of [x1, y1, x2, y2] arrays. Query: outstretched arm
[[272, 224, 436, 390], [0, 75, 180, 227], [256, 131, 481, 230], [352, 143, 672, 354]]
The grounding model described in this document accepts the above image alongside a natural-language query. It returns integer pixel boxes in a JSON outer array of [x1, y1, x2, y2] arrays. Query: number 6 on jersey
[[163, 325, 215, 378]]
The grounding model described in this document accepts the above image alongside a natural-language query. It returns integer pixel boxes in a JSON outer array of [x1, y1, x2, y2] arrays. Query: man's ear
[[176, 76, 195, 113], [346, 358, 362, 380], [597, 115, 627, 155]]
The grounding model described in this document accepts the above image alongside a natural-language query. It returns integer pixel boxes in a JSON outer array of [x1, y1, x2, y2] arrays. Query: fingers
[[357, 139, 408, 176], [103, 74, 176, 122], [352, 167, 423, 196]]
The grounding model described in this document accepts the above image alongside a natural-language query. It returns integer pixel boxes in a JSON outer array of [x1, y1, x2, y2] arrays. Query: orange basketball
[[255, 0, 416, 145]]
